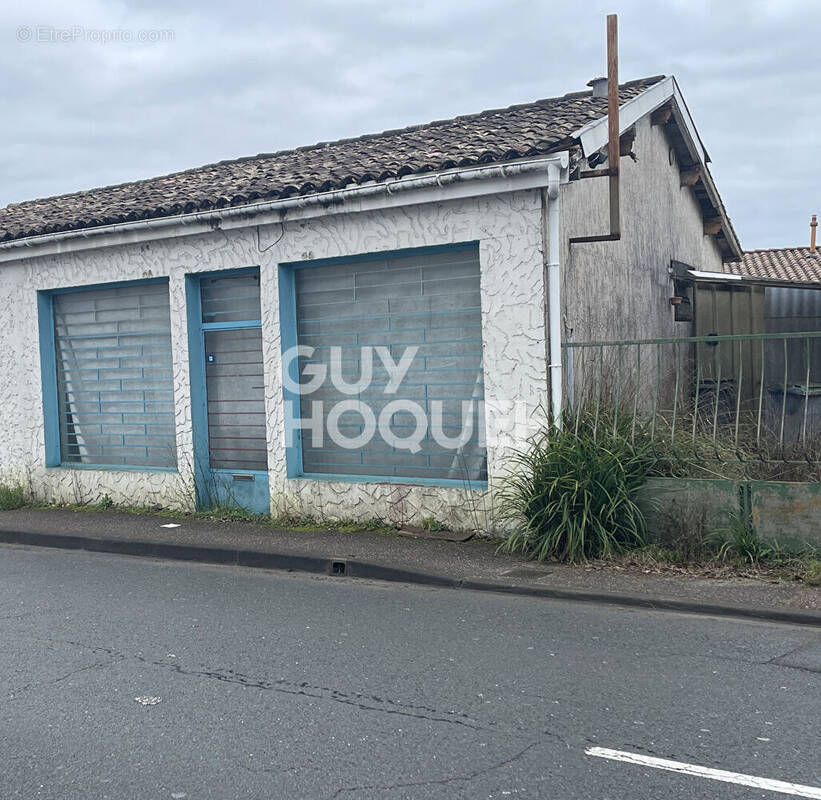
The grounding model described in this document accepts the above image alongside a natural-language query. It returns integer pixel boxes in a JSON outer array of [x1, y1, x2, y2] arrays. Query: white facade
[[0, 183, 554, 530], [0, 79, 739, 529]]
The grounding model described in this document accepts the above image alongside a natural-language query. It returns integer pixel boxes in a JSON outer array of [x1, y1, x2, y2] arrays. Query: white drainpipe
[[546, 158, 565, 425]]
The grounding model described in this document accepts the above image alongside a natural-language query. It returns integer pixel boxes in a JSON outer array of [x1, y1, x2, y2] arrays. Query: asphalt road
[[1, 544, 819, 800]]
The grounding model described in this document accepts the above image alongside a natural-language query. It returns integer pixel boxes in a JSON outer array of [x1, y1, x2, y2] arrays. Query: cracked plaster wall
[[0, 190, 547, 530]]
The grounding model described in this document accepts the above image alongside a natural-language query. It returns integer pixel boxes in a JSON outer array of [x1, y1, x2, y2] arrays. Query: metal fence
[[562, 331, 821, 480]]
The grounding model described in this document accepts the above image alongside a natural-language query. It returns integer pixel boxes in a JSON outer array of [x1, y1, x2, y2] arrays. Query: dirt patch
[[585, 554, 811, 584]]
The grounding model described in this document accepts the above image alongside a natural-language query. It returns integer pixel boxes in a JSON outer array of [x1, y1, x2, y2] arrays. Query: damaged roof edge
[[570, 75, 742, 261]]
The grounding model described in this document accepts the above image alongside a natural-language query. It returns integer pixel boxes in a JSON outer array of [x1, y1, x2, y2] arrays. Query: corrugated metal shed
[[766, 286, 821, 333]]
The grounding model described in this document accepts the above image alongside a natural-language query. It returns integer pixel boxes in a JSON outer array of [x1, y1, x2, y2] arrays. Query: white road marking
[[159, 523, 181, 528], [585, 747, 821, 799]]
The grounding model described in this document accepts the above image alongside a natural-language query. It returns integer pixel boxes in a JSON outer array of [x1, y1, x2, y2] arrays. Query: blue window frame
[[279, 243, 487, 488], [185, 268, 270, 514], [38, 278, 177, 470]]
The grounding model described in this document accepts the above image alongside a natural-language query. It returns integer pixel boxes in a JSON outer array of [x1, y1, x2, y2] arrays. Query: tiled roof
[[724, 248, 821, 284], [0, 76, 664, 243]]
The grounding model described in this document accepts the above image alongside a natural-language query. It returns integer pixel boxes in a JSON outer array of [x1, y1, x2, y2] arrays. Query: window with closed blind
[[48, 281, 177, 469], [198, 272, 267, 472], [288, 245, 487, 483]]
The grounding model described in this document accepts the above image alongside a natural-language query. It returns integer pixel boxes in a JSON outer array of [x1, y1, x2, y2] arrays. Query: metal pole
[[607, 14, 620, 238]]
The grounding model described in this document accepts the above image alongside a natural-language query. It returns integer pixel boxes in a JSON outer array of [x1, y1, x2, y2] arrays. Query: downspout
[[546, 159, 564, 425]]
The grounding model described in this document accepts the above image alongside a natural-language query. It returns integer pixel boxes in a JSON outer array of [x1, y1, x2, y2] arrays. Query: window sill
[[293, 472, 488, 490], [48, 463, 179, 474]]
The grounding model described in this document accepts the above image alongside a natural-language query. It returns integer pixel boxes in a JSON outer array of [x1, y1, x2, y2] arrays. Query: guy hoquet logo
[[281, 346, 482, 453]]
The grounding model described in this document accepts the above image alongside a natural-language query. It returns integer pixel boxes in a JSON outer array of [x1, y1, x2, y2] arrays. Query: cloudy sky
[[2, 0, 818, 250]]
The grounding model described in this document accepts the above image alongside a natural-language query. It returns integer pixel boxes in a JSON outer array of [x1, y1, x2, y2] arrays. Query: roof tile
[[724, 248, 821, 284], [0, 76, 663, 243]]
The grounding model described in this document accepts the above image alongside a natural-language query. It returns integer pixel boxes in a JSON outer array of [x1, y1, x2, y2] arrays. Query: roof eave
[[0, 155, 571, 263], [570, 76, 743, 262]]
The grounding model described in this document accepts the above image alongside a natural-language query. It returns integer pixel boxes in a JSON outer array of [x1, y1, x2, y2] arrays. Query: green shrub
[[0, 483, 28, 511], [499, 411, 657, 562]]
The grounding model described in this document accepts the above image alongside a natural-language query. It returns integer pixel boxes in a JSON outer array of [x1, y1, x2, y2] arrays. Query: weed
[[195, 504, 267, 523], [271, 513, 395, 535], [499, 410, 657, 562], [706, 510, 819, 570], [420, 517, 447, 532], [0, 483, 28, 511], [706, 512, 778, 565], [805, 560, 821, 586], [655, 504, 708, 561]]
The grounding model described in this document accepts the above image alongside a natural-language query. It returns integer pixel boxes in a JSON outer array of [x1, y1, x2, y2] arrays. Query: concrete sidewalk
[[0, 507, 818, 626]]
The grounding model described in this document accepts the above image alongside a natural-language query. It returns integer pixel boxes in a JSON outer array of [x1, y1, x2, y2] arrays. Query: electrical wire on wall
[[256, 219, 285, 253]]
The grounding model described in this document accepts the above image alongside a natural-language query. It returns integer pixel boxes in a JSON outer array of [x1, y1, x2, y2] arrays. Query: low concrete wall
[[636, 477, 821, 546], [637, 478, 737, 534], [749, 481, 821, 546]]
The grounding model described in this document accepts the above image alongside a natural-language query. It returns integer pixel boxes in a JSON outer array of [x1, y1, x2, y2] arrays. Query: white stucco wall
[[0, 189, 548, 530]]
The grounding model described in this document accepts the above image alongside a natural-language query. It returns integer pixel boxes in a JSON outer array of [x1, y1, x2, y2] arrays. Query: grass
[[493, 406, 821, 582], [0, 484, 28, 510], [594, 544, 816, 582], [706, 513, 780, 565], [805, 561, 821, 586], [499, 410, 657, 562], [708, 526, 818, 570], [595, 508, 820, 582], [29, 497, 398, 535]]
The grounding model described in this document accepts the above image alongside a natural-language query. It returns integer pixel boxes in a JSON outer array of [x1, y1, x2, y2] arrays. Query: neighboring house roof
[[0, 77, 666, 243], [724, 248, 821, 284]]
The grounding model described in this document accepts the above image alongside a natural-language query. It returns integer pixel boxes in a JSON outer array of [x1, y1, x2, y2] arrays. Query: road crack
[[42, 638, 483, 731], [331, 741, 540, 797], [8, 655, 125, 697]]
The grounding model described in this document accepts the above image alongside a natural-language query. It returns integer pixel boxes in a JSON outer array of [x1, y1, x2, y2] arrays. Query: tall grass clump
[[0, 483, 28, 510], [706, 510, 819, 567], [706, 512, 776, 565], [499, 411, 659, 562]]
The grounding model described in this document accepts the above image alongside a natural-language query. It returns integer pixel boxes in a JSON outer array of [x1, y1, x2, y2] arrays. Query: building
[[724, 231, 821, 340], [656, 220, 821, 443], [0, 74, 739, 527]]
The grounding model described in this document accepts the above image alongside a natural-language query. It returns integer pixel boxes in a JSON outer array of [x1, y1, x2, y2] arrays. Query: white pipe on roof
[[0, 155, 569, 262]]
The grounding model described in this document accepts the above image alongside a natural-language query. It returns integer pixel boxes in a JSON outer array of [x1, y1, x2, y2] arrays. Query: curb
[[1, 528, 818, 628]]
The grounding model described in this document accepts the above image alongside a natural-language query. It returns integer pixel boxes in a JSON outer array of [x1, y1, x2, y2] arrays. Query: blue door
[[187, 271, 270, 514]]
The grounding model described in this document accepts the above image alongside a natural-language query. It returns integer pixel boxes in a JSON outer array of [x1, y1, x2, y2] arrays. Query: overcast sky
[[3, 0, 818, 250]]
